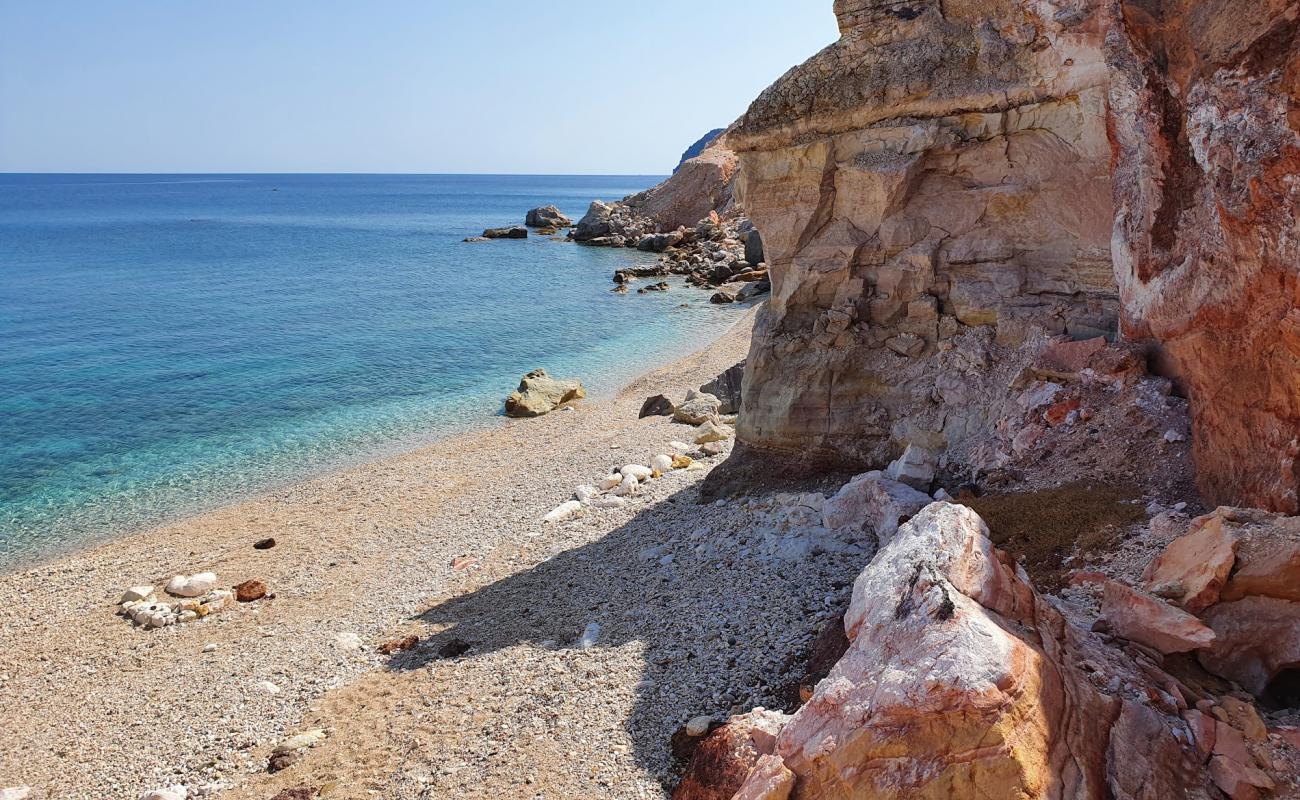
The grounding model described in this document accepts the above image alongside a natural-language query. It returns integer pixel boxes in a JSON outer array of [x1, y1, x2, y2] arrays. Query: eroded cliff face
[[730, 0, 1118, 468], [1107, 0, 1300, 512]]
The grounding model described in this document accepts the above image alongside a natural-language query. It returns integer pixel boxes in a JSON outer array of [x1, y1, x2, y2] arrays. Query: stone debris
[[693, 420, 733, 445], [542, 500, 583, 524], [577, 621, 601, 650], [884, 444, 937, 491], [0, 789, 31, 800], [378, 635, 419, 655], [119, 586, 154, 603], [1100, 579, 1216, 654], [118, 589, 234, 629], [165, 572, 217, 598], [639, 394, 676, 418], [138, 787, 186, 800]]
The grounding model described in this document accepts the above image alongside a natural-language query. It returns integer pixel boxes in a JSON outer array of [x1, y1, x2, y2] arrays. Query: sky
[[0, 1, 838, 174]]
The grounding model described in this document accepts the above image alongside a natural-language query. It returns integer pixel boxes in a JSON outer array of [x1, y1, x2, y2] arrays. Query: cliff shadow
[[389, 480, 865, 792]]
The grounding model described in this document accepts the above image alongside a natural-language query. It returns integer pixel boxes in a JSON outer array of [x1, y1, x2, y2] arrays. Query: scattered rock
[[639, 394, 676, 418], [524, 205, 571, 229], [257, 680, 281, 695], [1143, 513, 1239, 612], [437, 638, 473, 659], [884, 444, 937, 491], [700, 361, 745, 415], [885, 333, 925, 358], [504, 369, 585, 417], [333, 632, 363, 652], [268, 789, 318, 800], [672, 454, 694, 469], [673, 390, 722, 425], [267, 751, 302, 774], [651, 454, 675, 473], [613, 475, 640, 497], [638, 281, 671, 293], [119, 589, 234, 629], [674, 709, 788, 800], [686, 715, 715, 737], [620, 464, 654, 481], [693, 420, 733, 445], [543, 500, 583, 524], [462, 236, 489, 243], [273, 729, 327, 756], [379, 635, 419, 655], [699, 441, 726, 457], [1101, 579, 1217, 654], [165, 572, 217, 598], [821, 472, 931, 545], [0, 790, 31, 800], [119, 586, 154, 604], [253, 537, 276, 550], [139, 788, 186, 800], [450, 555, 478, 570], [577, 621, 601, 650], [481, 226, 527, 239], [590, 496, 628, 510], [234, 579, 268, 603]]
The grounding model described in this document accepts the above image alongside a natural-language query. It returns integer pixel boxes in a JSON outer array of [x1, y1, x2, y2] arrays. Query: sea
[[0, 174, 750, 567]]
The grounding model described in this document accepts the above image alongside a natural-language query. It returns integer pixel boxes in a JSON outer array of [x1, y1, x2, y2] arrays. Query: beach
[[0, 308, 860, 799]]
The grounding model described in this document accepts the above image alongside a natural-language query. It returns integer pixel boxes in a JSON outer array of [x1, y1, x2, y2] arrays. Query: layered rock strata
[[728, 0, 1118, 468]]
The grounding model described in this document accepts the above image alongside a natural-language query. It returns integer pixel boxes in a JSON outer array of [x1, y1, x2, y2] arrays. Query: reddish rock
[[1102, 580, 1216, 654], [1200, 596, 1300, 699], [378, 635, 419, 656], [1037, 337, 1108, 378], [450, 555, 478, 571], [1044, 397, 1083, 427], [768, 504, 1208, 798], [1142, 513, 1239, 612], [1183, 709, 1217, 761], [1220, 515, 1300, 602], [731, 754, 795, 800], [673, 709, 788, 800], [234, 579, 268, 603], [1209, 755, 1275, 800], [1107, 0, 1300, 513]]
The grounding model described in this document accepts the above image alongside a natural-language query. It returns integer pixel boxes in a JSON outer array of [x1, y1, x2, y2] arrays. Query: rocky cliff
[[728, 0, 1118, 472], [1107, 0, 1300, 512], [728, 0, 1300, 514]]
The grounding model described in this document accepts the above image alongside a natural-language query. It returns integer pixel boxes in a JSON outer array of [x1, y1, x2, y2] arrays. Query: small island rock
[[525, 205, 571, 228], [504, 369, 586, 417]]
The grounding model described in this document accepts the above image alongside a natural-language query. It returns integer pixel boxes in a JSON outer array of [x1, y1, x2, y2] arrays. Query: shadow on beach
[[385, 479, 862, 792]]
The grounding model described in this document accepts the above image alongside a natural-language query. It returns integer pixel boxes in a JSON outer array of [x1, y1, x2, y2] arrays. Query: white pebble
[[543, 500, 583, 524], [578, 621, 601, 650], [650, 454, 674, 473], [620, 464, 654, 481]]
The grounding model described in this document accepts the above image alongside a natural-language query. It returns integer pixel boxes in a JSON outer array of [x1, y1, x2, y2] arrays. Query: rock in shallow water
[[504, 369, 585, 418]]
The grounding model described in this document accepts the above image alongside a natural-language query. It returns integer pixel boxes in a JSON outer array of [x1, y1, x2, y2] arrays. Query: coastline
[[0, 290, 751, 576], [0, 307, 800, 800]]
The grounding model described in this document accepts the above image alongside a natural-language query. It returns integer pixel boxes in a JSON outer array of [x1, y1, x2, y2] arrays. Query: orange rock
[[1183, 709, 1217, 761], [1142, 513, 1239, 612], [233, 579, 267, 603], [1101, 580, 1216, 654], [378, 635, 419, 656], [1209, 755, 1275, 800], [731, 754, 795, 800]]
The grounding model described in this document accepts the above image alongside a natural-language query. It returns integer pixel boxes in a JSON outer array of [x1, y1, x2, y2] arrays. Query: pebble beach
[[0, 308, 863, 799]]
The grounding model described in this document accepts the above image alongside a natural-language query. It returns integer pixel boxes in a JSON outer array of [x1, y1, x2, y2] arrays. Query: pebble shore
[[0, 308, 865, 800]]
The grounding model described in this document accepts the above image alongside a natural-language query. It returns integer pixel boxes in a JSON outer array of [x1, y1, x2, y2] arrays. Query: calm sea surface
[[0, 174, 749, 567]]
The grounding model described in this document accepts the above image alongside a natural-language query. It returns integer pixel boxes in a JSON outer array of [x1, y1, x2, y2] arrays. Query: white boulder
[[598, 474, 623, 490], [165, 572, 217, 598], [822, 472, 933, 545], [573, 485, 601, 504], [650, 454, 675, 473], [590, 496, 629, 510], [613, 474, 640, 497], [543, 500, 583, 523], [119, 586, 154, 604], [139, 788, 187, 800], [620, 464, 654, 481], [1, 789, 32, 800], [885, 444, 937, 491], [673, 389, 722, 425]]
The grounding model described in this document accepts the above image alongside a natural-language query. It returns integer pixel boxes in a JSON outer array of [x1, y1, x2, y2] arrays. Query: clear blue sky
[[0, 1, 838, 174]]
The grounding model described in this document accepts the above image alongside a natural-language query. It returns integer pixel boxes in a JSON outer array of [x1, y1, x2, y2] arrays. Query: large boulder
[[700, 361, 745, 415], [572, 201, 615, 241], [1107, 0, 1300, 512], [503, 369, 585, 418], [673, 390, 721, 425], [674, 709, 788, 800], [820, 471, 931, 545], [524, 205, 571, 229], [744, 503, 1210, 799]]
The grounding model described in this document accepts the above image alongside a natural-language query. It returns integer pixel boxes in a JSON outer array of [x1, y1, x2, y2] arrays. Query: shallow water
[[0, 174, 748, 565]]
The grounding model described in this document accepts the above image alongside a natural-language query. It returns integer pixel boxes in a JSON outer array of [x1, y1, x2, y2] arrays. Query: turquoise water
[[0, 174, 748, 566]]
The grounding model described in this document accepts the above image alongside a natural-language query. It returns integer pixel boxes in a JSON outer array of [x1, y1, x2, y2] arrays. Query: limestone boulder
[[1142, 511, 1239, 612], [820, 471, 931, 545], [503, 369, 585, 417], [764, 503, 1210, 799], [524, 205, 571, 229], [673, 390, 721, 425], [700, 360, 745, 415]]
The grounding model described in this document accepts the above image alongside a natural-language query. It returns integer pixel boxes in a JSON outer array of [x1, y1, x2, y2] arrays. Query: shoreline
[[0, 307, 768, 799], [0, 295, 754, 578]]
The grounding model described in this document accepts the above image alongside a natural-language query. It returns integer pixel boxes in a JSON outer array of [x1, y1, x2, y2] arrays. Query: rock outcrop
[[1106, 0, 1300, 512], [525, 205, 571, 229], [683, 503, 1214, 799], [503, 369, 585, 417], [727, 0, 1118, 469]]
